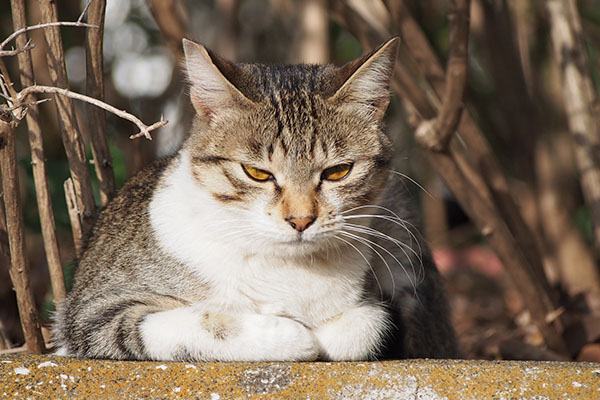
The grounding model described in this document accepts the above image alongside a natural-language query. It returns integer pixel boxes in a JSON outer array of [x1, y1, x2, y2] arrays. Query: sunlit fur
[[53, 38, 457, 362]]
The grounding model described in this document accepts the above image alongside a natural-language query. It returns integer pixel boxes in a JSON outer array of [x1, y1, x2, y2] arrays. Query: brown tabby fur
[[54, 38, 458, 360]]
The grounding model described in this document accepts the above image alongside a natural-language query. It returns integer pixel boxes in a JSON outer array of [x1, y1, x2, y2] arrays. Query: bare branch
[[9, 0, 68, 303], [78, 0, 93, 23], [0, 40, 35, 58], [3, 98, 50, 120], [85, 0, 116, 206], [415, 0, 470, 151], [0, 64, 17, 100], [145, 0, 189, 64], [0, 21, 97, 53], [64, 178, 83, 259], [0, 119, 46, 354], [17, 85, 167, 140], [129, 115, 167, 140], [0, 74, 11, 102], [547, 0, 600, 257], [40, 0, 98, 236]]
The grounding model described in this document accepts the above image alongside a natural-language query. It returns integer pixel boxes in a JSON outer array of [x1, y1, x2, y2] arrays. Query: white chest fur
[[149, 153, 367, 327]]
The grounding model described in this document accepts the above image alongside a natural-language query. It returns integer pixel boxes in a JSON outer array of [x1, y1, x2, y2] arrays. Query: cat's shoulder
[[85, 155, 176, 245], [107, 156, 175, 212]]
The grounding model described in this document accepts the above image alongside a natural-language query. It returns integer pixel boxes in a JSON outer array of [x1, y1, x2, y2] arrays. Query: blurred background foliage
[[1, 0, 600, 360]]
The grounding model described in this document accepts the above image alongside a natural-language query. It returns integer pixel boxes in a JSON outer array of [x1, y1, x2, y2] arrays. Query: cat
[[53, 37, 458, 362]]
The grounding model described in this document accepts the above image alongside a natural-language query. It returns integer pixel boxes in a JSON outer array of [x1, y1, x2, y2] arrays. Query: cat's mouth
[[281, 235, 312, 245]]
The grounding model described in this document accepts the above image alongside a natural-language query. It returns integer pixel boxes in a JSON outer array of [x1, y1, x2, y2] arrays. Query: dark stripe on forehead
[[247, 138, 263, 158], [192, 155, 231, 164], [308, 96, 319, 154], [321, 137, 329, 157], [267, 143, 274, 161]]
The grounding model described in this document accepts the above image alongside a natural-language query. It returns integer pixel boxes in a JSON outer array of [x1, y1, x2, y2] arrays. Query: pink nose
[[286, 216, 315, 232]]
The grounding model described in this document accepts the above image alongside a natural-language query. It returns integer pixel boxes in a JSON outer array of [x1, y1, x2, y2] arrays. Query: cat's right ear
[[182, 39, 253, 120], [328, 37, 399, 122]]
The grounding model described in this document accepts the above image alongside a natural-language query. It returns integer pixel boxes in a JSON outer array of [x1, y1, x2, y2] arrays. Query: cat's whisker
[[341, 214, 423, 260], [337, 231, 399, 301], [219, 227, 260, 240], [333, 235, 384, 301], [341, 204, 421, 245], [387, 169, 434, 199], [198, 215, 255, 227], [205, 221, 254, 239], [341, 204, 404, 217], [343, 207, 427, 248], [339, 229, 419, 296], [342, 221, 422, 265], [342, 223, 424, 286]]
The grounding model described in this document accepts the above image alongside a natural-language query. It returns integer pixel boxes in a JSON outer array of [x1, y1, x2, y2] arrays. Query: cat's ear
[[328, 37, 399, 122], [182, 39, 253, 120]]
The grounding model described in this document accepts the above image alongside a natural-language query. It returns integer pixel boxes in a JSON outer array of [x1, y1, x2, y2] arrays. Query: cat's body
[[54, 38, 457, 361]]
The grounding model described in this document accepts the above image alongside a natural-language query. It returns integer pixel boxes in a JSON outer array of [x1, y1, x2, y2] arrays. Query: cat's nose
[[286, 216, 316, 232]]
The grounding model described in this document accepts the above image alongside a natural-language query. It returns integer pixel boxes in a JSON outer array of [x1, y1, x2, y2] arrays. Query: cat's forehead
[[234, 63, 340, 101]]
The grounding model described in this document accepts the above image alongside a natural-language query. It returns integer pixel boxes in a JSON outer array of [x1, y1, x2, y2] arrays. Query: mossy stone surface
[[1, 354, 599, 399]]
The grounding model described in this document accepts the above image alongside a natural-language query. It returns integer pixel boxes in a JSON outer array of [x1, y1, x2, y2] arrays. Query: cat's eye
[[322, 163, 353, 181], [242, 164, 273, 182]]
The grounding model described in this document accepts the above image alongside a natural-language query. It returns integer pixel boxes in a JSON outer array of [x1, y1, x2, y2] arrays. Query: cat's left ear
[[182, 39, 254, 121], [328, 37, 399, 122]]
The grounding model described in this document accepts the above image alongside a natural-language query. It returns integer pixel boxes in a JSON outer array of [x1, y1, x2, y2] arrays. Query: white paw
[[139, 307, 319, 362], [313, 304, 390, 361], [53, 346, 69, 357], [237, 314, 319, 361]]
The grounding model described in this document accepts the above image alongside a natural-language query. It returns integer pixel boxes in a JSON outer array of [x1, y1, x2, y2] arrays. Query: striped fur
[[53, 38, 457, 361]]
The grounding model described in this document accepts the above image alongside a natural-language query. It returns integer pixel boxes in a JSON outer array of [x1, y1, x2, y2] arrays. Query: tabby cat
[[54, 37, 457, 361]]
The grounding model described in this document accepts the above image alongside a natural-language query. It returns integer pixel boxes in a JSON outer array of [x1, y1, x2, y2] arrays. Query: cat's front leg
[[313, 303, 390, 361], [140, 307, 319, 362]]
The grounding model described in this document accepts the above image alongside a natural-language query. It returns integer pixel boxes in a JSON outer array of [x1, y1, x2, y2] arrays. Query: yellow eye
[[242, 164, 272, 181], [322, 163, 353, 181]]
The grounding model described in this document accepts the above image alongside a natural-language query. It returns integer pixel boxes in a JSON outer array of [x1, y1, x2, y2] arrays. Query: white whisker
[[219, 227, 259, 239], [388, 169, 433, 199], [339, 230, 417, 296], [341, 213, 423, 260], [342, 223, 425, 285], [333, 235, 384, 301], [338, 231, 401, 300], [343, 221, 422, 264]]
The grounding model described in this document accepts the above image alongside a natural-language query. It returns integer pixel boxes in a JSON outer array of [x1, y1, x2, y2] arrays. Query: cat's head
[[181, 38, 398, 256]]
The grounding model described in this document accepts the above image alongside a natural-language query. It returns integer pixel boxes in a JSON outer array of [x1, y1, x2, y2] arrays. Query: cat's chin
[[268, 237, 333, 257]]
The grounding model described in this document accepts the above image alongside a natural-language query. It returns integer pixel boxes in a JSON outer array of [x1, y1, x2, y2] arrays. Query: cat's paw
[[313, 304, 390, 361], [236, 314, 319, 362]]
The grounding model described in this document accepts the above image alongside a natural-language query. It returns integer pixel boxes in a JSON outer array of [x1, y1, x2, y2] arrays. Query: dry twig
[[0, 118, 45, 354], [414, 0, 469, 151], [547, 0, 600, 258], [16, 86, 167, 140], [39, 0, 97, 237], [145, 0, 189, 64], [9, 0, 66, 302], [64, 179, 83, 259], [85, 0, 115, 206], [0, 22, 97, 58]]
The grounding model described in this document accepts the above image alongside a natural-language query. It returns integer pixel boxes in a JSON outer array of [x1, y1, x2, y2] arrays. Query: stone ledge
[[1, 354, 599, 399]]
